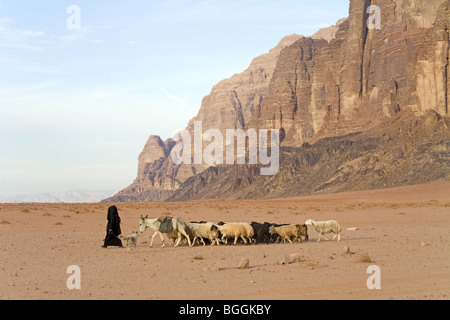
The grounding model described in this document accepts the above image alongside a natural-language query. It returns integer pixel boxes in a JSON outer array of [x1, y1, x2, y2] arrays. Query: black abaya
[[102, 206, 123, 248]]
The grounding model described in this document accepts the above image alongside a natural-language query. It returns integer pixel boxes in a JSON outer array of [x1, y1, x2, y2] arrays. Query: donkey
[[139, 215, 192, 248]]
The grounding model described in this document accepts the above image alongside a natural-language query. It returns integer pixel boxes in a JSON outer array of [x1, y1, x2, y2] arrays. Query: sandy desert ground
[[1, 182, 449, 300]]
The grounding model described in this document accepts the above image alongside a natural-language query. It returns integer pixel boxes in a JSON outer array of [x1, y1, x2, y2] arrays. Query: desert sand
[[1, 182, 449, 300]]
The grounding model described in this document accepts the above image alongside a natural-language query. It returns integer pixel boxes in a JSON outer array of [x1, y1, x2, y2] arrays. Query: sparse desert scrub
[[359, 252, 374, 263], [192, 254, 204, 261]]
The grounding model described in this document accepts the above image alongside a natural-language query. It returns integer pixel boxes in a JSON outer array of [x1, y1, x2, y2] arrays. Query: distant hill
[[2, 190, 115, 203]]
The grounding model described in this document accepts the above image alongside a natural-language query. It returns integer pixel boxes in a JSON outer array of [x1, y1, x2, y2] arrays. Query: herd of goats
[[117, 215, 343, 251]]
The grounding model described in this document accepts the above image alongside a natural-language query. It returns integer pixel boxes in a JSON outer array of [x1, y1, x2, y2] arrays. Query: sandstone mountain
[[104, 0, 450, 203], [168, 110, 450, 201], [250, 0, 450, 146], [187, 34, 304, 133], [104, 34, 303, 202]]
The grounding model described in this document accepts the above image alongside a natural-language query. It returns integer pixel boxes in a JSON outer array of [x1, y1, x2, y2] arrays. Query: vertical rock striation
[[104, 0, 450, 202], [250, 0, 450, 147]]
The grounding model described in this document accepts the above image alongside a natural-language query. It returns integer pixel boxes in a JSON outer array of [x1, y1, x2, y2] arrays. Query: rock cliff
[[168, 110, 450, 201], [250, 0, 450, 146], [104, 0, 450, 203], [187, 34, 304, 132], [104, 35, 303, 202]]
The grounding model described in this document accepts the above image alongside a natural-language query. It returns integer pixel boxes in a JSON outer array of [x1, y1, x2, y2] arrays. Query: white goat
[[188, 223, 221, 246], [218, 223, 248, 245], [305, 219, 342, 242]]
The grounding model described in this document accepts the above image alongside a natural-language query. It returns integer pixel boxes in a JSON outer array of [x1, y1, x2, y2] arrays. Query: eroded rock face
[[136, 136, 170, 182], [187, 34, 304, 133], [414, 0, 450, 116], [249, 37, 329, 146], [105, 0, 450, 203], [104, 35, 303, 202], [168, 110, 450, 201], [311, 18, 348, 43], [250, 0, 450, 147]]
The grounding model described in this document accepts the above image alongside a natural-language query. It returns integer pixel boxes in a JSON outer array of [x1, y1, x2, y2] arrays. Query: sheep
[[188, 222, 222, 246], [209, 224, 222, 245], [268, 223, 289, 243], [165, 225, 194, 247], [251, 222, 271, 244], [251, 222, 305, 244], [305, 219, 342, 242], [298, 224, 309, 242], [218, 223, 248, 245], [239, 222, 255, 244], [269, 224, 304, 244]]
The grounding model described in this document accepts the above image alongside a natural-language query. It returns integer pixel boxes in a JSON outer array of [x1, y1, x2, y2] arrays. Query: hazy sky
[[0, 0, 349, 199]]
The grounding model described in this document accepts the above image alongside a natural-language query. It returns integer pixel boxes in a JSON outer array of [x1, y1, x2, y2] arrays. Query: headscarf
[[107, 205, 119, 221]]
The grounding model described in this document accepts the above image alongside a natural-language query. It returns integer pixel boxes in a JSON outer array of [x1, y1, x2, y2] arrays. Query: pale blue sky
[[0, 0, 349, 199]]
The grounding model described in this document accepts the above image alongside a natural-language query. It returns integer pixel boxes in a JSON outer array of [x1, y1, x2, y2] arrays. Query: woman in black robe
[[102, 206, 123, 248]]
